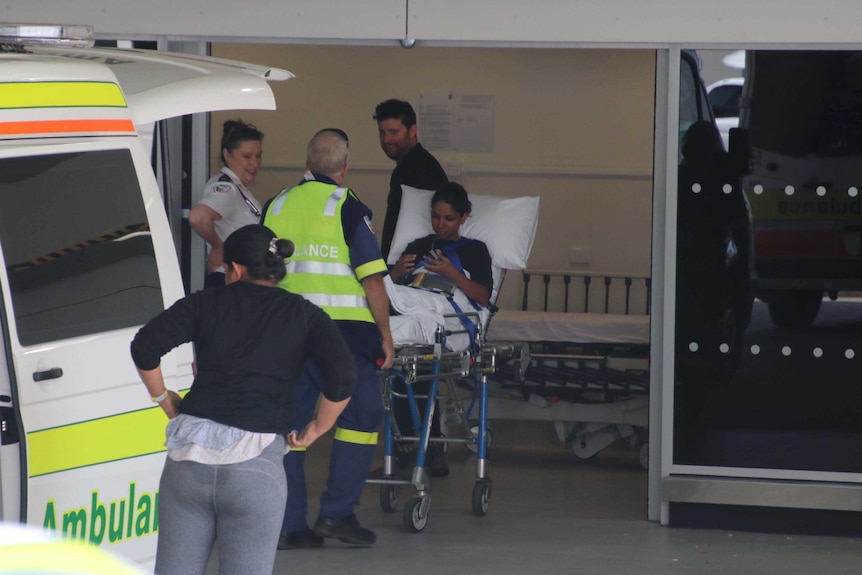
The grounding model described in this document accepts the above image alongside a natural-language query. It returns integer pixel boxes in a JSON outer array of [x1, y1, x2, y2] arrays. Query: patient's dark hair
[[431, 181, 472, 216], [223, 224, 294, 281]]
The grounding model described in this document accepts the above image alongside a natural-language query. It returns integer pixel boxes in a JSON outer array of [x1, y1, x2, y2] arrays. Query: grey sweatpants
[[154, 437, 286, 575]]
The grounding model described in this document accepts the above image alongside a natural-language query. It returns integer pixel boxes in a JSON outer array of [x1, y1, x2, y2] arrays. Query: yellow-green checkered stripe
[[27, 407, 167, 477], [0, 81, 127, 110]]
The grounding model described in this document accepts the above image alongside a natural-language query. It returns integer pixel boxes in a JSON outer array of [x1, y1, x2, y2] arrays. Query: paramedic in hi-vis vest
[[263, 128, 395, 549]]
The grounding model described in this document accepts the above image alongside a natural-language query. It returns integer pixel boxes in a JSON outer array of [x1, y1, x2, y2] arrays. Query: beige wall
[[212, 44, 655, 309]]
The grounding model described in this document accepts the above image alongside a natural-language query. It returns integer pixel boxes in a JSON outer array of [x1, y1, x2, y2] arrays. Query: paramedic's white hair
[[307, 130, 349, 178]]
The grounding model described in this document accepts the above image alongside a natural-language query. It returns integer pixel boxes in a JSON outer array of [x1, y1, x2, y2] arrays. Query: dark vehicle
[[675, 51, 756, 384], [741, 50, 862, 328]]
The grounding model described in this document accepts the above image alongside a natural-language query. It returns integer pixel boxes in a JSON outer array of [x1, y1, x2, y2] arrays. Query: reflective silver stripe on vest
[[269, 185, 345, 217], [324, 187, 347, 216], [301, 292, 368, 308], [269, 189, 290, 215], [286, 260, 355, 277]]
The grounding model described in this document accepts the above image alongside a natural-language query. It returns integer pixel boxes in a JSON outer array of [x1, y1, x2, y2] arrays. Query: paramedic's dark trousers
[[282, 349, 384, 533]]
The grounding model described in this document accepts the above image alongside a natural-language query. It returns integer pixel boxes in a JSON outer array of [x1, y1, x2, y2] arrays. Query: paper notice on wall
[[418, 93, 454, 151], [453, 94, 494, 152], [418, 93, 494, 153]]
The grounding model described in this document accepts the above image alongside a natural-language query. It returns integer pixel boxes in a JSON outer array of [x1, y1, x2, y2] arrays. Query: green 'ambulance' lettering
[[41, 482, 158, 544]]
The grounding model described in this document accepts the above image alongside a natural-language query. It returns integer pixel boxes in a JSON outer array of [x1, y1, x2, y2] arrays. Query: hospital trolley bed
[[365, 185, 539, 532], [485, 269, 651, 469]]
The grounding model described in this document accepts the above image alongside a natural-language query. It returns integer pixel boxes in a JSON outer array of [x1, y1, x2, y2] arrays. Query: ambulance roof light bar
[[0, 23, 95, 49]]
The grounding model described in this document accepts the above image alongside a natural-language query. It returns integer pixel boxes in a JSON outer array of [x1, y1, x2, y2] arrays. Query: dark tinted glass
[[708, 84, 742, 118], [0, 149, 163, 345], [673, 50, 862, 474]]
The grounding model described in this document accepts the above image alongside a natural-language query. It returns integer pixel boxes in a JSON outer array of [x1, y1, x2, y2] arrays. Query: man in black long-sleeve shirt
[[373, 99, 450, 477], [373, 99, 448, 261]]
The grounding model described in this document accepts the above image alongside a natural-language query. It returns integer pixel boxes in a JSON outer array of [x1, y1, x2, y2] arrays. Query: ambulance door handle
[[33, 367, 63, 382]]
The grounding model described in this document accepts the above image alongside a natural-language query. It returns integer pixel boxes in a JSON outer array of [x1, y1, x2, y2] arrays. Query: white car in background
[[707, 77, 743, 150]]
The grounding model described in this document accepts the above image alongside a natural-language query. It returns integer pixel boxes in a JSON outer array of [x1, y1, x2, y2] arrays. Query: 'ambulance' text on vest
[[296, 243, 339, 259]]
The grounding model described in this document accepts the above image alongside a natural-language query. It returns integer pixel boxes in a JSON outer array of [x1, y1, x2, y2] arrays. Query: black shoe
[[427, 442, 450, 478], [278, 528, 324, 550], [394, 441, 418, 471], [313, 514, 376, 546]]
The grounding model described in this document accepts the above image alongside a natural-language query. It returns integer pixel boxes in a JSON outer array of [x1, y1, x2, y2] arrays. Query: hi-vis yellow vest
[[264, 181, 380, 323]]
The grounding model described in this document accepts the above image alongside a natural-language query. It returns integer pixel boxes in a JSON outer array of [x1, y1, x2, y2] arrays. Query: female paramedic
[[189, 119, 265, 288], [130, 224, 356, 575], [389, 181, 494, 477]]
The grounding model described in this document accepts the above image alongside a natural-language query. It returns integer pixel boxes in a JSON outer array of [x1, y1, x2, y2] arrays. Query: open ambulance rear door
[[0, 27, 291, 567]]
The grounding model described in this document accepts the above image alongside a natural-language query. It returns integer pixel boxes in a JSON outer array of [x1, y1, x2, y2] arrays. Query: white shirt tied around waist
[[164, 414, 288, 465]]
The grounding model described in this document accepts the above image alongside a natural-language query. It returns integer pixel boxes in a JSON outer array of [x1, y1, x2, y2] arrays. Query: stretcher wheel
[[471, 478, 492, 516], [572, 443, 599, 460], [403, 496, 429, 533], [380, 485, 398, 513]]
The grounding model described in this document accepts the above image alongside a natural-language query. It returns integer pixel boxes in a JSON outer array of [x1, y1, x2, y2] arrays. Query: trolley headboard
[[519, 269, 651, 316]]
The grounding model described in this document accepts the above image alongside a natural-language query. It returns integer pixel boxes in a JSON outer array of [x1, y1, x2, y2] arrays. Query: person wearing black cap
[[131, 224, 355, 575]]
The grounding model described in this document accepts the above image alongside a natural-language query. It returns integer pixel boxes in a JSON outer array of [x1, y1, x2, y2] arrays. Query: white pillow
[[387, 185, 539, 270]]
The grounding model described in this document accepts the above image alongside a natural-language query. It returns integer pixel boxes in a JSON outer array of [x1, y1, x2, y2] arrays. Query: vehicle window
[[0, 149, 163, 346], [747, 50, 862, 157], [678, 53, 711, 151], [708, 84, 742, 118], [678, 58, 699, 141]]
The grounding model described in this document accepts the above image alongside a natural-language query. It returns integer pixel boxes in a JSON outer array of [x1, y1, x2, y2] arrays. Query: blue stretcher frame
[[366, 309, 521, 533]]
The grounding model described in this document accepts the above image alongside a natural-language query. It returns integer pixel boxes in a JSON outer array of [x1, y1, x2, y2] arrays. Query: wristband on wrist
[[151, 390, 170, 404]]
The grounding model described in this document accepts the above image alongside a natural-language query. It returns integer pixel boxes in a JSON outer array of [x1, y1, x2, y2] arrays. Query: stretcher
[[485, 270, 651, 469], [365, 185, 538, 532], [371, 292, 526, 532]]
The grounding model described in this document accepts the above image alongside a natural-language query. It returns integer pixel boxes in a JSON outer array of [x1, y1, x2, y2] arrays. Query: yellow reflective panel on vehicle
[[748, 190, 862, 222], [28, 408, 167, 477], [0, 81, 127, 109], [1, 539, 145, 575]]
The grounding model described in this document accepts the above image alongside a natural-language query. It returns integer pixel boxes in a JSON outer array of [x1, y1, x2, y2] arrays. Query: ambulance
[[0, 24, 291, 566], [741, 50, 862, 328]]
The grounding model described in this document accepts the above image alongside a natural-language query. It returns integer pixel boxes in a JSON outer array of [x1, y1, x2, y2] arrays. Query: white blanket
[[385, 276, 491, 351]]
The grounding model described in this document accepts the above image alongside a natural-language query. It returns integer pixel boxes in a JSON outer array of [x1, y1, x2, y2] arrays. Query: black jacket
[[131, 281, 356, 434]]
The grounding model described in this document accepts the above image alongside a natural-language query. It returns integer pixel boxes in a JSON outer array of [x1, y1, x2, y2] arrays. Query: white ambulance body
[[0, 25, 291, 566]]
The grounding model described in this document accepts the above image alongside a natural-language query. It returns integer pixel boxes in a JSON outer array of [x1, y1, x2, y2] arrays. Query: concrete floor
[[208, 419, 861, 575]]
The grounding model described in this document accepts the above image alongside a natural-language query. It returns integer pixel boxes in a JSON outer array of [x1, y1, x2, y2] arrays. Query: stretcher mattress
[[486, 309, 650, 345]]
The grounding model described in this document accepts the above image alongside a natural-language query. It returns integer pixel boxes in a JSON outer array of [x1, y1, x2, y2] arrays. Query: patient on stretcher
[[387, 182, 493, 476], [389, 181, 493, 307], [385, 180, 539, 340]]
